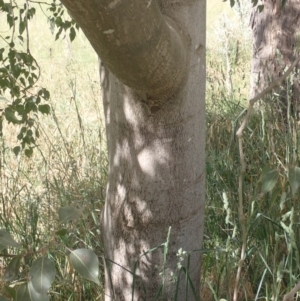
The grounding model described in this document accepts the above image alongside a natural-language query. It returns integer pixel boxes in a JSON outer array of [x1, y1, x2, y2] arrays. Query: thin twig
[[233, 56, 300, 301], [232, 135, 247, 301], [10, 0, 15, 44], [28, 0, 53, 5], [236, 56, 300, 138]]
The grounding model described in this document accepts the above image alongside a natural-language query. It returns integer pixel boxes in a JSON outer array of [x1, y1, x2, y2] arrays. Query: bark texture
[[250, 0, 300, 116], [60, 0, 206, 300], [61, 0, 187, 102]]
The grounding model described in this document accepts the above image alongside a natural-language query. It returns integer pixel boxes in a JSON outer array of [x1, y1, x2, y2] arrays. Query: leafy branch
[[0, 206, 100, 301], [0, 0, 79, 157]]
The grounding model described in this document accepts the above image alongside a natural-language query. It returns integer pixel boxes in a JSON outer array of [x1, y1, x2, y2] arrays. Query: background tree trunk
[[250, 0, 300, 119], [60, 1, 206, 300]]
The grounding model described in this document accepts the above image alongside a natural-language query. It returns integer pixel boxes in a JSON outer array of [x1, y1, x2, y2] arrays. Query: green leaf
[[13, 146, 21, 156], [15, 105, 24, 115], [69, 249, 100, 284], [28, 281, 49, 301], [0, 295, 9, 301], [258, 4, 264, 12], [43, 89, 50, 100], [261, 166, 278, 193], [55, 16, 62, 26], [288, 166, 300, 195], [29, 257, 56, 295], [4, 285, 16, 300], [7, 14, 14, 28], [19, 20, 26, 35], [55, 27, 63, 40], [24, 100, 37, 113], [27, 118, 34, 127], [55, 228, 68, 237], [0, 230, 21, 248], [25, 148, 33, 158], [3, 255, 22, 281], [58, 206, 83, 223], [63, 21, 71, 30], [38, 104, 50, 115], [16, 282, 49, 301], [27, 7, 36, 19], [4, 107, 21, 124], [69, 27, 76, 42], [38, 88, 50, 100], [11, 64, 22, 79], [16, 284, 30, 301], [20, 77, 26, 86]]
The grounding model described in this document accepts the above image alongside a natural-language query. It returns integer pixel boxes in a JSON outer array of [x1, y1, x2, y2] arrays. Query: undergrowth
[[0, 0, 300, 300], [204, 2, 300, 301], [0, 6, 107, 299]]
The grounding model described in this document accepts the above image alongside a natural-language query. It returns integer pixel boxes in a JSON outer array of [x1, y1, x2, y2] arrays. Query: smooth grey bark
[[60, 0, 206, 300], [250, 0, 300, 115], [61, 0, 187, 102]]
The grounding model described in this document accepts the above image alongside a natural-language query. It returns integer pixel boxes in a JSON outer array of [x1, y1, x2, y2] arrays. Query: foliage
[[1, 0, 300, 300], [225, 0, 287, 11], [0, 1, 107, 299], [0, 207, 100, 301], [205, 2, 300, 300], [0, 0, 78, 156]]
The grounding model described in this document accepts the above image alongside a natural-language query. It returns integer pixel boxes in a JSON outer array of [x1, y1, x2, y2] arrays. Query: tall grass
[[1, 1, 300, 300], [204, 2, 300, 301], [0, 4, 107, 300]]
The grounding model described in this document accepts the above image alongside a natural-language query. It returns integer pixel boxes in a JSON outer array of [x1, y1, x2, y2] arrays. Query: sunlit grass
[[1, 1, 299, 301], [0, 3, 107, 300]]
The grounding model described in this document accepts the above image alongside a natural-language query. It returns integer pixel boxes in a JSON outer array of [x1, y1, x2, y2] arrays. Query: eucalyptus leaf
[[69, 249, 100, 284], [29, 257, 56, 294], [69, 27, 76, 42], [58, 206, 83, 223], [38, 104, 50, 115], [261, 166, 278, 193], [24, 148, 33, 158], [13, 146, 21, 156], [4, 286, 16, 300], [0, 230, 21, 248], [28, 281, 49, 301], [4, 107, 22, 124], [3, 255, 22, 281], [16, 284, 30, 301], [55, 228, 68, 237], [258, 4, 264, 12], [288, 166, 300, 195]]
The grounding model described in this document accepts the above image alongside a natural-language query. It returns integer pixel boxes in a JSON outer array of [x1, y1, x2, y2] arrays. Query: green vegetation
[[205, 2, 300, 301], [0, 1, 300, 300], [0, 2, 107, 299]]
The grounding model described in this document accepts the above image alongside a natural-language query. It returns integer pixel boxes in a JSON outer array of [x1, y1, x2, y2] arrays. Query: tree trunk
[[60, 1, 206, 300], [250, 0, 300, 118]]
